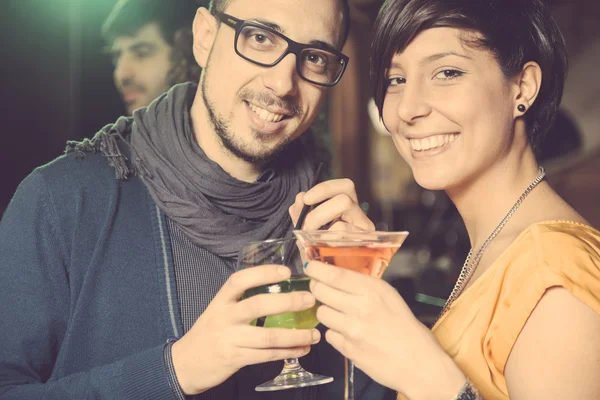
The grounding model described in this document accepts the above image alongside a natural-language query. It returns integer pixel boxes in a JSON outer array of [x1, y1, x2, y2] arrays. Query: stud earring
[[517, 104, 526, 112]]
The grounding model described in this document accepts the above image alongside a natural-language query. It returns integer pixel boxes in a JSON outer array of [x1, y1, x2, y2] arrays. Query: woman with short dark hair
[[304, 0, 600, 398]]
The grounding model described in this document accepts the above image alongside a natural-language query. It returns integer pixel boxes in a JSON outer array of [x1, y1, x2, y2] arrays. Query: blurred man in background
[[103, 0, 203, 114]]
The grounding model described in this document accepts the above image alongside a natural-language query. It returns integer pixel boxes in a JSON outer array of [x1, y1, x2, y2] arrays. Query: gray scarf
[[66, 83, 316, 258]]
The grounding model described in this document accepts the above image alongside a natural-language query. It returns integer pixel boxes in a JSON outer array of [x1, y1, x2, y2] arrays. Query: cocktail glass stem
[[345, 358, 355, 400], [280, 358, 302, 377]]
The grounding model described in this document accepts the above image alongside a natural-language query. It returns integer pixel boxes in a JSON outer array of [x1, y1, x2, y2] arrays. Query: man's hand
[[171, 265, 320, 395], [289, 178, 375, 231]]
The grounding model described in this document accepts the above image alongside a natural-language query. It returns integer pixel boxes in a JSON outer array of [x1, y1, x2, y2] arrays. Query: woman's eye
[[434, 69, 464, 80], [386, 77, 406, 87]]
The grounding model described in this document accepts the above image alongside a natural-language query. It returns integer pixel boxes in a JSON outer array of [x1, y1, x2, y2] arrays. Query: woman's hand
[[304, 260, 465, 399], [288, 178, 374, 232]]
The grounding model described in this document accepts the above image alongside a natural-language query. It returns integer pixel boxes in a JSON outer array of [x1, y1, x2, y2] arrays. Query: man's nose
[[261, 54, 299, 98], [113, 56, 135, 87]]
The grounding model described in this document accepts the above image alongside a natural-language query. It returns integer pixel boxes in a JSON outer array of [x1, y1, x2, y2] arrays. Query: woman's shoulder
[[482, 221, 600, 391], [500, 220, 600, 292], [496, 220, 600, 288], [527, 220, 600, 262]]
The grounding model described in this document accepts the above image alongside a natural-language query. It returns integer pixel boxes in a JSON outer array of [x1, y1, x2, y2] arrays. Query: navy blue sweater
[[0, 152, 395, 400], [0, 151, 182, 399]]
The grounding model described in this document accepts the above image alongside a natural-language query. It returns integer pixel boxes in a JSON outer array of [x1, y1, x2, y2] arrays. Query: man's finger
[[217, 265, 291, 303], [234, 291, 316, 322], [235, 326, 320, 349], [303, 179, 359, 205], [288, 192, 306, 226], [302, 194, 373, 231], [239, 346, 312, 367]]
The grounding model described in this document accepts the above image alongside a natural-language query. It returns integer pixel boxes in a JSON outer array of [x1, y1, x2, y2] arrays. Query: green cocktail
[[244, 277, 319, 329], [237, 236, 332, 391]]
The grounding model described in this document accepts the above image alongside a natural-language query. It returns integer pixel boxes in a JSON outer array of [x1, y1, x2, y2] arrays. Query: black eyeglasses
[[214, 12, 349, 87]]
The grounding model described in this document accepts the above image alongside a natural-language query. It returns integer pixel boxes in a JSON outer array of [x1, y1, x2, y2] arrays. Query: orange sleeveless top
[[432, 221, 600, 399]]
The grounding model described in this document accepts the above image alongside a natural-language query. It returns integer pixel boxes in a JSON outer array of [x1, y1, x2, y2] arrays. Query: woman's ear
[[192, 8, 218, 68], [513, 61, 543, 117]]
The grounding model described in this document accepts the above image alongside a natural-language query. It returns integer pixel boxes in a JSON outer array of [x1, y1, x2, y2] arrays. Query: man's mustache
[[117, 79, 146, 94], [239, 88, 302, 117]]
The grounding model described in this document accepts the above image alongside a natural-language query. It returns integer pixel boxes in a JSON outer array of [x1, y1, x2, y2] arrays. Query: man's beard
[[200, 73, 299, 164]]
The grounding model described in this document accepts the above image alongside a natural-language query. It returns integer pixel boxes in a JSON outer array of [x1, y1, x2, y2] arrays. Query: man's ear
[[192, 8, 218, 68], [513, 61, 542, 118]]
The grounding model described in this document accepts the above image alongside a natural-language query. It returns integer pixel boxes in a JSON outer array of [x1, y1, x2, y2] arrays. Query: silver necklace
[[437, 166, 546, 321]]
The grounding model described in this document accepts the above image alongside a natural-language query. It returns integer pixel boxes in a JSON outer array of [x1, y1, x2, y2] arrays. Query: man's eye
[[243, 29, 275, 46], [305, 53, 326, 66], [134, 50, 151, 59], [252, 34, 268, 44]]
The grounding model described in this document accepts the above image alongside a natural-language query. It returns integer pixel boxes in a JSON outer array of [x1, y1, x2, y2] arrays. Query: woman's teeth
[[410, 133, 457, 151]]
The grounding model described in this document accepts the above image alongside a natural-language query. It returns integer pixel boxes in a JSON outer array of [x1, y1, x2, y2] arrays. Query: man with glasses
[[0, 0, 393, 399]]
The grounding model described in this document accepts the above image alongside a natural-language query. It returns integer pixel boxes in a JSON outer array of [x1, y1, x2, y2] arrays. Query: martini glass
[[237, 236, 334, 391], [293, 230, 409, 400]]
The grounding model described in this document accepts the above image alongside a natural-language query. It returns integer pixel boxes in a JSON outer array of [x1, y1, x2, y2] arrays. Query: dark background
[[1, 0, 124, 212]]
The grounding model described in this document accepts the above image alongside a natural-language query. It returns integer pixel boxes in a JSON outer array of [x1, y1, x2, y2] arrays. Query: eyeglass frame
[[214, 12, 349, 87]]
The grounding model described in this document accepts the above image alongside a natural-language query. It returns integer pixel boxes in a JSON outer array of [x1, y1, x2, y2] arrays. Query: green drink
[[237, 237, 333, 390], [243, 277, 319, 329]]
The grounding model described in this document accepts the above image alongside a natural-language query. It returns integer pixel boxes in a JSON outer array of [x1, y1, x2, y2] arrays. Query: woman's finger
[[324, 328, 351, 359], [316, 304, 360, 342], [310, 278, 357, 314], [305, 261, 379, 295]]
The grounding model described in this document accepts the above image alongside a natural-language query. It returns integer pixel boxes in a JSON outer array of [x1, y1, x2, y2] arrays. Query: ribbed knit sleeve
[[164, 341, 187, 400]]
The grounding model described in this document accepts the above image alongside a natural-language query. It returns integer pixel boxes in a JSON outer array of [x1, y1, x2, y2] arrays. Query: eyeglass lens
[[237, 25, 344, 85]]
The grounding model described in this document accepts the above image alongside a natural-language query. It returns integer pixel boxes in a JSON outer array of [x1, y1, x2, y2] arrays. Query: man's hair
[[102, 0, 202, 84], [206, 0, 351, 49], [371, 0, 568, 154], [103, 0, 198, 46]]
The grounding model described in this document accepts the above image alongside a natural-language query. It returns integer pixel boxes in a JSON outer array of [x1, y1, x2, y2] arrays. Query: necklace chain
[[436, 167, 546, 322]]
